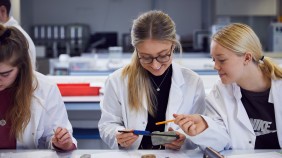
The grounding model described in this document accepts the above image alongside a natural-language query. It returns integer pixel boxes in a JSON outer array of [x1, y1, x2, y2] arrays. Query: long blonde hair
[[212, 23, 282, 80], [121, 10, 182, 116], [0, 25, 37, 140]]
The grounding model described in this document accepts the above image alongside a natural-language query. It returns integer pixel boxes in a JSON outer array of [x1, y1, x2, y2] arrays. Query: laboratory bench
[[0, 149, 281, 158]]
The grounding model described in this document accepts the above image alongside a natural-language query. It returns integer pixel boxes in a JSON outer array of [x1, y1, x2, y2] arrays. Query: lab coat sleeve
[[98, 75, 125, 149], [187, 85, 231, 151], [39, 83, 77, 149]]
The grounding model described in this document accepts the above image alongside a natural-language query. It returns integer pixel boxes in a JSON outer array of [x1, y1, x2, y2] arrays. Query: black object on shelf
[[84, 32, 118, 52]]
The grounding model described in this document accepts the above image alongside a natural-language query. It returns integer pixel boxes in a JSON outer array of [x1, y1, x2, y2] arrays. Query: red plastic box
[[57, 83, 100, 96]]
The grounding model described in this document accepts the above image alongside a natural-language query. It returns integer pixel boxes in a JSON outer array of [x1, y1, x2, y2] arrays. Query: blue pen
[[118, 130, 179, 139]]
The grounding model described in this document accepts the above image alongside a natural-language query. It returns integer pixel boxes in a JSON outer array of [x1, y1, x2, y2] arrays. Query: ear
[[243, 52, 252, 65]]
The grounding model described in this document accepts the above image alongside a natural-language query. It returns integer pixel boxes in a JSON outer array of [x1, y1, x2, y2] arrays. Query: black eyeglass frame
[[137, 45, 174, 64]]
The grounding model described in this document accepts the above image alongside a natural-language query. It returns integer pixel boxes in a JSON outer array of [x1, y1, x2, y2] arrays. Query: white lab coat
[[188, 79, 282, 151], [16, 72, 77, 149], [4, 16, 36, 69], [98, 63, 206, 149]]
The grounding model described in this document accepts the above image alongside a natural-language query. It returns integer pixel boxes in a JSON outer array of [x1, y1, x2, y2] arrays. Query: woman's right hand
[[173, 114, 208, 136], [116, 130, 139, 148]]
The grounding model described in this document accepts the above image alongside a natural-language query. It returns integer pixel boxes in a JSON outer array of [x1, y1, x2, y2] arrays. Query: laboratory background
[[10, 0, 282, 149]]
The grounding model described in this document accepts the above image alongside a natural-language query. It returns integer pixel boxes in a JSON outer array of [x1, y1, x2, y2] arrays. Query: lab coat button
[[142, 122, 146, 124], [249, 141, 252, 144]]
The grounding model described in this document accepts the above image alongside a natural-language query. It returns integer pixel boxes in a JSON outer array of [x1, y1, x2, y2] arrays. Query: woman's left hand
[[52, 127, 76, 151], [164, 127, 186, 150]]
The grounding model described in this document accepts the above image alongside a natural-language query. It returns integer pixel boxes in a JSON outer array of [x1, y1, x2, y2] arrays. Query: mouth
[[152, 65, 163, 71], [218, 73, 226, 77]]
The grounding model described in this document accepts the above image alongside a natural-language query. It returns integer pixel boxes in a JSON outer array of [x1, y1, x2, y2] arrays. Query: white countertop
[[0, 149, 281, 158]]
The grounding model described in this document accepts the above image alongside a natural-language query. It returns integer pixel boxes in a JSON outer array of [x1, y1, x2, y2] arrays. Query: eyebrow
[[0, 69, 13, 75], [138, 48, 170, 56], [210, 54, 225, 58]]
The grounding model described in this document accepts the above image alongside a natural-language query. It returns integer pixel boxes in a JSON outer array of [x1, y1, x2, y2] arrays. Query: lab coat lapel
[[165, 63, 184, 130], [270, 80, 282, 148], [141, 89, 148, 111], [17, 95, 44, 149], [233, 84, 255, 136]]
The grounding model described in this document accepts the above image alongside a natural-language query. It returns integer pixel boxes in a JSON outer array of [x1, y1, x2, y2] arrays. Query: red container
[[57, 83, 100, 96]]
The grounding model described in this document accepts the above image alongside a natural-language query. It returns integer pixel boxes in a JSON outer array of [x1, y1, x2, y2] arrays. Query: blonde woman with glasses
[[98, 10, 206, 150]]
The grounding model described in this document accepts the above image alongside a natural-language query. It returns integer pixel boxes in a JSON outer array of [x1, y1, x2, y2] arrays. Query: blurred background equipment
[[193, 30, 210, 52], [66, 24, 91, 57], [84, 32, 118, 53], [31, 23, 90, 58], [269, 23, 282, 52]]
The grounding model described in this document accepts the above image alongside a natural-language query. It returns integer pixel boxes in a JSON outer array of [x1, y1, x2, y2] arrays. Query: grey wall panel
[[28, 0, 202, 45]]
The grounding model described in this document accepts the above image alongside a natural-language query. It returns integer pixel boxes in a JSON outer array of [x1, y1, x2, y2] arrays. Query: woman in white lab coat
[[0, 25, 77, 150], [174, 23, 282, 151], [98, 10, 205, 150]]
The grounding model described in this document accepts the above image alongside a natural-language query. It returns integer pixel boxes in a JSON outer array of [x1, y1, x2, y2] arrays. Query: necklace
[[0, 119, 6, 126], [150, 68, 170, 92], [0, 112, 6, 126], [0, 88, 12, 127]]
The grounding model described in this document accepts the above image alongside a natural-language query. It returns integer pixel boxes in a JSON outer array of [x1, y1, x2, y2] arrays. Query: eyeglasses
[[137, 45, 173, 64]]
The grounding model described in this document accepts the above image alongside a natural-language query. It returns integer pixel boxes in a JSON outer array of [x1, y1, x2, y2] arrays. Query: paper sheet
[[226, 152, 282, 158]]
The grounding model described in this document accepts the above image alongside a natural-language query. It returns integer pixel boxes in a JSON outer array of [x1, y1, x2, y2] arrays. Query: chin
[[220, 79, 233, 85], [150, 71, 163, 76], [151, 69, 166, 76]]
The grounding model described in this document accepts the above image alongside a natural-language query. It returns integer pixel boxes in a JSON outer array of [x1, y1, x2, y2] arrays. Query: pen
[[118, 130, 179, 139], [155, 119, 175, 125]]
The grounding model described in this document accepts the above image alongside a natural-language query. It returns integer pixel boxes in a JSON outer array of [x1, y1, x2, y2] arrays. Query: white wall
[[216, 0, 277, 16], [155, 0, 202, 37], [10, 0, 21, 23]]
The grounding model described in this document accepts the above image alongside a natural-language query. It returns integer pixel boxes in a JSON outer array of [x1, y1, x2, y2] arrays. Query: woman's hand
[[173, 114, 208, 136], [116, 129, 139, 148], [52, 127, 76, 151], [164, 127, 186, 150]]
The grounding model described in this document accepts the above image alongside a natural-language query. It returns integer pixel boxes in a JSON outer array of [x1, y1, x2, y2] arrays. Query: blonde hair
[[122, 10, 182, 116], [0, 25, 37, 140], [212, 23, 282, 80]]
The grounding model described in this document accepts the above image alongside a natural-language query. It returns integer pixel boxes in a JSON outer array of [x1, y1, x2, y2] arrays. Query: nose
[[150, 59, 162, 69], [213, 62, 220, 71]]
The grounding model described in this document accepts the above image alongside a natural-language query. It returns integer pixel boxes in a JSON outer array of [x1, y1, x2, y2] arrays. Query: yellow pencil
[[155, 119, 175, 125]]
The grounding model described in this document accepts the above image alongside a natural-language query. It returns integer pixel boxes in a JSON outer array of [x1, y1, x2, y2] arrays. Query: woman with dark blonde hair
[[99, 10, 205, 150], [174, 23, 282, 151], [0, 25, 76, 150]]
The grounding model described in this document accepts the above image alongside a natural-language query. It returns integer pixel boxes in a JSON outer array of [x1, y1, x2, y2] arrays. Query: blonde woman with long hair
[[174, 23, 282, 151], [98, 10, 205, 150], [0, 25, 76, 150]]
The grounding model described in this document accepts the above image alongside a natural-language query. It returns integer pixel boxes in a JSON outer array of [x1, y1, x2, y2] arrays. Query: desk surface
[[0, 149, 281, 158]]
